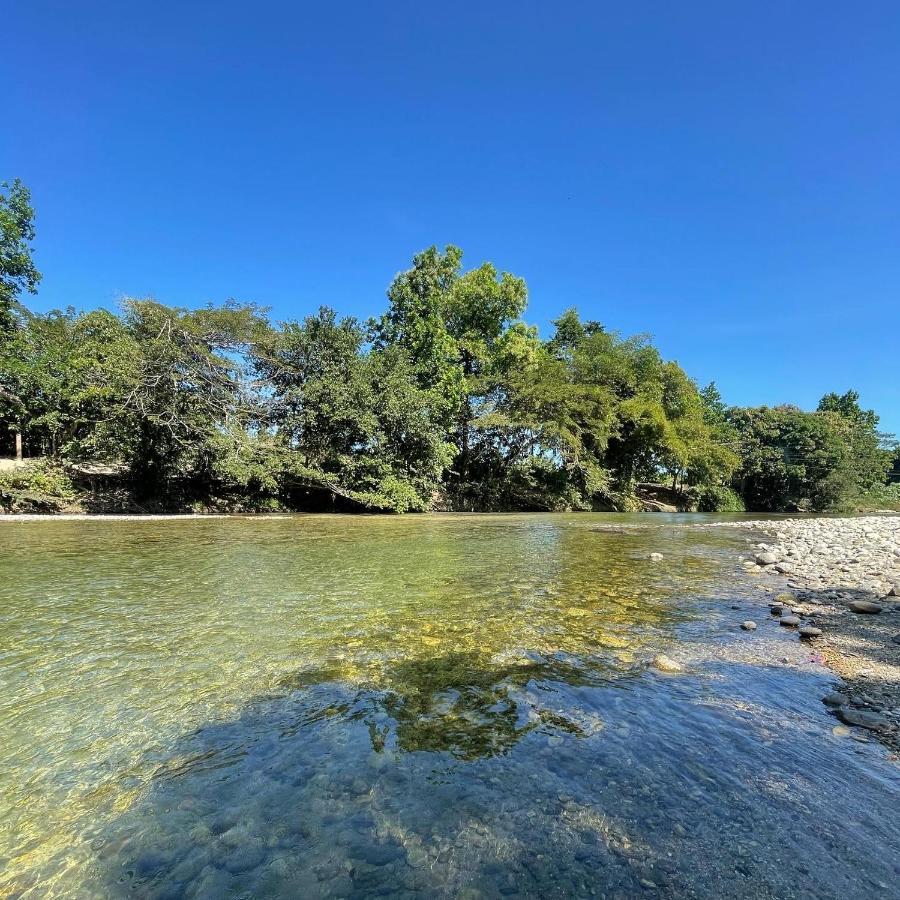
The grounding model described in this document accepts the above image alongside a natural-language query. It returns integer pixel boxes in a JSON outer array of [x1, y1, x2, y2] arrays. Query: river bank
[[723, 515, 900, 756]]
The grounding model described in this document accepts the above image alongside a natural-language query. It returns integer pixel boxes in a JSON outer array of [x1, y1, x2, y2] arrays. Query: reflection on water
[[1, 514, 899, 898]]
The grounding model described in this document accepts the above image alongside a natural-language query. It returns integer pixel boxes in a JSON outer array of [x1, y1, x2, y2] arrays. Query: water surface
[[1, 514, 898, 898]]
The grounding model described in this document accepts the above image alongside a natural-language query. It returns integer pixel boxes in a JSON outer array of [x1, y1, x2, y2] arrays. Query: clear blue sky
[[3, 1, 899, 434]]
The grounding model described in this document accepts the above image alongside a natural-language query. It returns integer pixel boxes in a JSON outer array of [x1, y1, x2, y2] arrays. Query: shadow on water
[[92, 645, 900, 900]]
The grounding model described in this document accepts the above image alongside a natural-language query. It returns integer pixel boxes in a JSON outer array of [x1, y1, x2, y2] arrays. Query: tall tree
[[0, 179, 42, 458]]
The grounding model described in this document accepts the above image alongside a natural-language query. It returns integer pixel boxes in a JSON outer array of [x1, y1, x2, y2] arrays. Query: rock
[[740, 621, 757, 631], [823, 692, 849, 707], [755, 552, 779, 566], [887, 583, 900, 598], [848, 600, 883, 614], [779, 615, 800, 627], [770, 604, 791, 616], [648, 552, 664, 561], [799, 626, 822, 638], [774, 562, 796, 574], [775, 592, 797, 604], [651, 654, 683, 673], [837, 707, 890, 732]]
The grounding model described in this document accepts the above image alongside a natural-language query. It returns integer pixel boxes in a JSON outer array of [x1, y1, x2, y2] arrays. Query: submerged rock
[[648, 552, 664, 561], [651, 654, 683, 673]]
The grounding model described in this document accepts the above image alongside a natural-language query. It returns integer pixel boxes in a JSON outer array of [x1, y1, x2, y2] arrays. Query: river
[[1, 514, 898, 898]]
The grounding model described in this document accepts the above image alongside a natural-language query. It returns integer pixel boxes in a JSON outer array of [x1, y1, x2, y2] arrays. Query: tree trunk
[[15, 429, 22, 462]]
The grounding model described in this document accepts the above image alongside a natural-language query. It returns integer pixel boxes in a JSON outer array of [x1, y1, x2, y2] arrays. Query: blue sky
[[3, 1, 899, 434]]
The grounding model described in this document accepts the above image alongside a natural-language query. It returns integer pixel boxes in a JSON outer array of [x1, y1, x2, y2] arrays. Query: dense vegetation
[[1, 180, 896, 514]]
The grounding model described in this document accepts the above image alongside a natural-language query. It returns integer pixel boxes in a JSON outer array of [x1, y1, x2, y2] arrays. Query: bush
[[832, 483, 900, 513], [0, 461, 77, 512], [692, 485, 745, 512]]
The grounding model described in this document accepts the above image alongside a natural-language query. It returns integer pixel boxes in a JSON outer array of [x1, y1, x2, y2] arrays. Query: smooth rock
[[799, 626, 822, 638], [770, 604, 791, 616], [848, 600, 883, 614], [740, 621, 757, 631], [779, 615, 800, 627], [755, 552, 779, 566], [823, 692, 849, 707], [774, 562, 795, 574], [837, 707, 890, 732], [651, 654, 683, 673]]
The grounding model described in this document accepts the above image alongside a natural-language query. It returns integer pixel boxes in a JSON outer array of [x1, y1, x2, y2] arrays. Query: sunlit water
[[1, 514, 898, 899]]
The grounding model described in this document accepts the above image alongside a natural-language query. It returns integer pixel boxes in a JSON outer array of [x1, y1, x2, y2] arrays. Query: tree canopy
[[1, 182, 895, 514]]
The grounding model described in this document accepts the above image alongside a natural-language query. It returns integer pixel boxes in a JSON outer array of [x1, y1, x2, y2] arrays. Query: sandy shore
[[727, 515, 900, 755]]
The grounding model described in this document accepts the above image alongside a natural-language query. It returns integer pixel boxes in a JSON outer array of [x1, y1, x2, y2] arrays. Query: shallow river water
[[1, 514, 898, 899]]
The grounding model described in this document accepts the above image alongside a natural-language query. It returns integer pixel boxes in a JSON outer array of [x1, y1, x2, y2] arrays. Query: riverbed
[[1, 514, 898, 898]]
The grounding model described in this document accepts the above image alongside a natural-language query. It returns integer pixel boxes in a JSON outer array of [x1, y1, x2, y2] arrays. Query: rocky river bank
[[722, 515, 900, 756]]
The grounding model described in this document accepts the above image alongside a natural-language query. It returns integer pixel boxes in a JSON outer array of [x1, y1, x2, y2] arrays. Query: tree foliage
[[0, 182, 893, 513]]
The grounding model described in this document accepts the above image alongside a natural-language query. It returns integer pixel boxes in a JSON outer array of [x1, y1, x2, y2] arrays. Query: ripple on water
[[0, 514, 898, 898]]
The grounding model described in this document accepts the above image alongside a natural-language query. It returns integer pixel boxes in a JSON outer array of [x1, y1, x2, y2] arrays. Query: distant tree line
[[1, 179, 896, 513]]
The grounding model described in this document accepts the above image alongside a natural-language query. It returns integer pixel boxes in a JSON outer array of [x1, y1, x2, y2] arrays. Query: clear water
[[0, 514, 898, 899]]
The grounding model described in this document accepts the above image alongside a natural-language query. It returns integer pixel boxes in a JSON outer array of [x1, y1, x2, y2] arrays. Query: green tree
[[817, 390, 890, 493], [0, 179, 42, 458], [728, 405, 853, 511]]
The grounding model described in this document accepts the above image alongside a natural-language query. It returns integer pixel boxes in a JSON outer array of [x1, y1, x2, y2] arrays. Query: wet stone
[[779, 616, 800, 627], [823, 692, 849, 707], [740, 621, 757, 631], [799, 626, 822, 639], [848, 601, 883, 614], [837, 708, 891, 732]]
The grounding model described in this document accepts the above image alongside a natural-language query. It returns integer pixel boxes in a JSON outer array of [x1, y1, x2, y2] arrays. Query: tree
[[0, 179, 42, 458], [817, 390, 890, 493], [728, 406, 853, 511], [0, 179, 41, 331]]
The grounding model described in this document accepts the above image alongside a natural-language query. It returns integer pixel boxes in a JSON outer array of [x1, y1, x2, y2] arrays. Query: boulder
[[740, 621, 757, 631], [779, 615, 800, 627], [648, 552, 664, 562], [799, 626, 822, 638], [837, 707, 890, 732], [755, 552, 779, 566]]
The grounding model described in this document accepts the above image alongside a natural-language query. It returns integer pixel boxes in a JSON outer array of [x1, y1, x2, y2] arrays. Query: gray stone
[[774, 562, 795, 574], [740, 621, 757, 631], [755, 552, 779, 566], [799, 626, 822, 638], [887, 583, 900, 598], [823, 692, 849, 707], [648, 552, 664, 561], [837, 707, 890, 732], [779, 615, 800, 627], [848, 600, 883, 614]]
